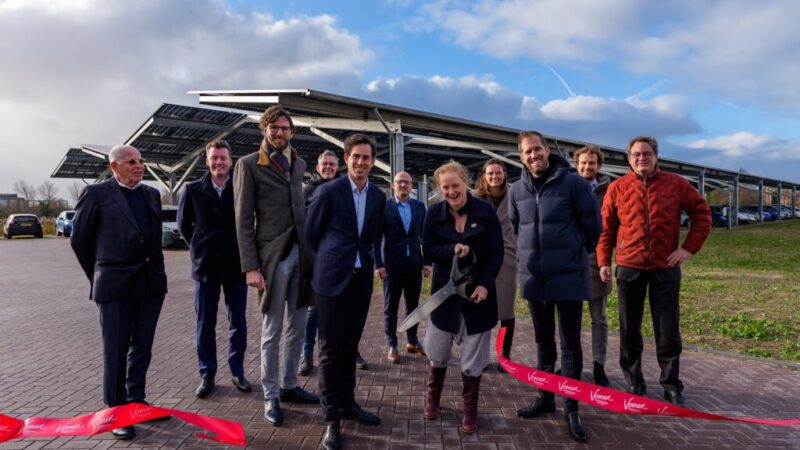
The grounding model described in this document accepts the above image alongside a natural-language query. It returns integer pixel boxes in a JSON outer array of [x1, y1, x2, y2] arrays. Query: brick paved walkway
[[1, 239, 798, 449]]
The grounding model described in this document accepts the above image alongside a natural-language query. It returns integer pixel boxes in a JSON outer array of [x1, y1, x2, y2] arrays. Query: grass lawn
[[510, 220, 800, 362]]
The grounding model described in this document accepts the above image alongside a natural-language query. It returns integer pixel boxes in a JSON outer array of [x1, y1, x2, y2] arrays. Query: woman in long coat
[[474, 158, 518, 369], [422, 160, 504, 433]]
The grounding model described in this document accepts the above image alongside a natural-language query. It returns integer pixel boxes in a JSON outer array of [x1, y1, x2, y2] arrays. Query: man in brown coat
[[574, 146, 612, 387], [234, 105, 319, 427]]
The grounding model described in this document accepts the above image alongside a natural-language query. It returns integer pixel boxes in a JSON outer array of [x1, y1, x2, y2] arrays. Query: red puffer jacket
[[597, 167, 711, 270]]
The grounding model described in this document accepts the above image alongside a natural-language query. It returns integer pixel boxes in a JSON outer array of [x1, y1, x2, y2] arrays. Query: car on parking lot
[[55, 210, 75, 237], [4, 214, 44, 239], [710, 206, 729, 227], [161, 205, 186, 247], [736, 208, 758, 224]]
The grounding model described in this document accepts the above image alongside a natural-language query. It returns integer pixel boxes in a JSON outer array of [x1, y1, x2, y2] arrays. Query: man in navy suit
[[375, 171, 431, 364], [178, 140, 252, 399], [71, 145, 168, 441], [305, 133, 386, 450]]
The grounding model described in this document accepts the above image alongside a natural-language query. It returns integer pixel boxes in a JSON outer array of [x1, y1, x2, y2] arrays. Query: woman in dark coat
[[422, 160, 504, 433], [474, 158, 518, 370]]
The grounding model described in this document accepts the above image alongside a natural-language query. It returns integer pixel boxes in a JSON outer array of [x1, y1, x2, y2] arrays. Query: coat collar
[[429, 193, 488, 222], [105, 178, 151, 235]]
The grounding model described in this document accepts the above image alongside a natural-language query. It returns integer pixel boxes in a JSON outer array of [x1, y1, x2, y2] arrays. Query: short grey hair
[[317, 149, 339, 165], [109, 145, 139, 162]]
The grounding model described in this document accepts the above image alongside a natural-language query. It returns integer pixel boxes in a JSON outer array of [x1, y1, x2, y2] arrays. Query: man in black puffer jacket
[[509, 131, 601, 443]]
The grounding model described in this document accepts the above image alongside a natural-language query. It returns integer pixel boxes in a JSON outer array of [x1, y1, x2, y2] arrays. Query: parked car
[[161, 205, 185, 248], [55, 210, 75, 237], [710, 206, 729, 227], [4, 214, 44, 239], [736, 208, 758, 224]]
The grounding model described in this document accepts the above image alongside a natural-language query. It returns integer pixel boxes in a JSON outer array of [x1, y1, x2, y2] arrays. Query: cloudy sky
[[2, 0, 800, 199]]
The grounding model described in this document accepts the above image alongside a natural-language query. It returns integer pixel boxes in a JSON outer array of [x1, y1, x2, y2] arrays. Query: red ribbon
[[0, 403, 246, 445], [496, 327, 800, 426]]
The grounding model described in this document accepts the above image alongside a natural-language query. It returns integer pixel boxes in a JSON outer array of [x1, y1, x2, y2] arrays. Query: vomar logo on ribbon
[[527, 372, 549, 385], [55, 422, 85, 434], [91, 414, 116, 432], [590, 389, 614, 406], [557, 380, 581, 395], [623, 397, 648, 413]]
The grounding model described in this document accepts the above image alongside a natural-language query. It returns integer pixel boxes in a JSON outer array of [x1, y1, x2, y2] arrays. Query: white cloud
[[364, 74, 699, 145], [0, 0, 373, 195], [417, 0, 800, 115], [689, 132, 800, 160]]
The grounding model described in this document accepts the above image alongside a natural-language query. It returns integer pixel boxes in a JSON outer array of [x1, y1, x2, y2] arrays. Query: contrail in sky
[[544, 64, 576, 97]]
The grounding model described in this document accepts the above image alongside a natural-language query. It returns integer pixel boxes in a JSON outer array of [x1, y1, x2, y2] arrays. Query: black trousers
[[97, 294, 165, 407], [616, 266, 683, 391], [382, 260, 422, 348], [527, 300, 583, 413], [316, 270, 372, 423]]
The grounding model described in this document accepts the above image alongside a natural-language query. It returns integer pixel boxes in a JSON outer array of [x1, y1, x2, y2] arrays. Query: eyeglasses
[[394, 180, 412, 185], [124, 158, 146, 165], [319, 162, 338, 168], [268, 125, 292, 134], [630, 152, 655, 160]]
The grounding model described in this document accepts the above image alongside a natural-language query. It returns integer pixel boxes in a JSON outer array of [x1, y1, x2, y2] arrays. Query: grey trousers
[[260, 245, 306, 400], [588, 295, 608, 365], [424, 315, 491, 378]]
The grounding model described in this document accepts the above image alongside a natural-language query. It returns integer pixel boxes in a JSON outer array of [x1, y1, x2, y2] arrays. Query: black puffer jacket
[[508, 154, 601, 303], [303, 173, 337, 207]]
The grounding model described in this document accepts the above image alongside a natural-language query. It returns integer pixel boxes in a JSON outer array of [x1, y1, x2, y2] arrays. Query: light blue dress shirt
[[349, 176, 369, 268], [396, 197, 411, 256]]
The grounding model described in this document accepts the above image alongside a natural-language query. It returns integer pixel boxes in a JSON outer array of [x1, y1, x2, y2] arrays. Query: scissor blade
[[397, 286, 452, 332]]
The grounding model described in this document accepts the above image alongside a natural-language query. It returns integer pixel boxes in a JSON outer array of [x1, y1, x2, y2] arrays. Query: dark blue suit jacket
[[375, 197, 426, 274], [305, 175, 386, 297], [71, 178, 167, 303], [177, 172, 243, 282]]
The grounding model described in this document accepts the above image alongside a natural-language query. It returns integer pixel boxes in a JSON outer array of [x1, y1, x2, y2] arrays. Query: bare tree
[[38, 180, 59, 202], [66, 182, 85, 208], [13, 180, 36, 207]]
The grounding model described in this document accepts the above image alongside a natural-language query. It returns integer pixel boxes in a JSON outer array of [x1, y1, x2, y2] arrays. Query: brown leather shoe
[[406, 343, 426, 356], [387, 348, 400, 364]]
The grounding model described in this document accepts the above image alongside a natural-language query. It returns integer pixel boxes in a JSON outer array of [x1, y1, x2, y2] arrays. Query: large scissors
[[397, 252, 474, 333]]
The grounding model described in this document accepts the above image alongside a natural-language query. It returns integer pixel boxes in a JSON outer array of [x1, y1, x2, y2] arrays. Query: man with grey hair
[[71, 145, 168, 440]]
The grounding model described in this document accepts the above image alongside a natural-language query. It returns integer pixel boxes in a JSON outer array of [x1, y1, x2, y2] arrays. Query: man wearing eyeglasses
[[374, 171, 431, 365], [71, 145, 168, 440], [597, 136, 711, 406], [234, 105, 319, 428]]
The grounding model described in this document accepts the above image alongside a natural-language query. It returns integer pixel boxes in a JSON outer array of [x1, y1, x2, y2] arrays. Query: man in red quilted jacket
[[597, 136, 711, 406]]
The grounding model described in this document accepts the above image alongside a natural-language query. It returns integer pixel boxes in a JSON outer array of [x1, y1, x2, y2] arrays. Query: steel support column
[[777, 183, 783, 219], [390, 130, 404, 176], [758, 180, 764, 223], [733, 176, 740, 227]]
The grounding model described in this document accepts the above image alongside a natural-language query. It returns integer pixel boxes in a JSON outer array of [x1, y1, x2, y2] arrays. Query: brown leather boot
[[424, 366, 447, 419], [461, 372, 481, 433]]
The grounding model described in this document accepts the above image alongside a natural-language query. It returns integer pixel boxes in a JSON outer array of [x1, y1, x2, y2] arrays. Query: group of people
[[70, 104, 711, 448]]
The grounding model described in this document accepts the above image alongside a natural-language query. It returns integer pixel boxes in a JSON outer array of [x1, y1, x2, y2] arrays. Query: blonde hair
[[433, 160, 471, 188]]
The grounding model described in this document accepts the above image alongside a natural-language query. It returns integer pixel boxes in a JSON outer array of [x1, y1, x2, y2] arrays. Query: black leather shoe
[[298, 356, 313, 376], [232, 376, 252, 393], [280, 386, 320, 404], [566, 412, 588, 443], [626, 384, 646, 396], [593, 362, 609, 387], [111, 425, 135, 440], [264, 399, 283, 426], [340, 403, 380, 425], [196, 378, 215, 398], [664, 389, 686, 406], [355, 353, 369, 370], [516, 397, 556, 418], [320, 422, 342, 450]]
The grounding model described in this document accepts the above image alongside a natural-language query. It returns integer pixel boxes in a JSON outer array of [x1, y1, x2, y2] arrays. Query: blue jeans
[[195, 276, 248, 380], [303, 305, 318, 358]]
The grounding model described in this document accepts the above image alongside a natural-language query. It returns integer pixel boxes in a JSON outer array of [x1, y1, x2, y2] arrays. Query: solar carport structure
[[52, 89, 799, 226]]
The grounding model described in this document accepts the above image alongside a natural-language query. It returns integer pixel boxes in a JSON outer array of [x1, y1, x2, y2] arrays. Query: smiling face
[[577, 152, 599, 181], [439, 170, 468, 211], [484, 163, 506, 189], [393, 171, 412, 201], [346, 143, 375, 184], [316, 155, 338, 180], [110, 146, 144, 188], [628, 141, 658, 178], [519, 135, 550, 177], [264, 116, 293, 151], [206, 146, 232, 179]]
